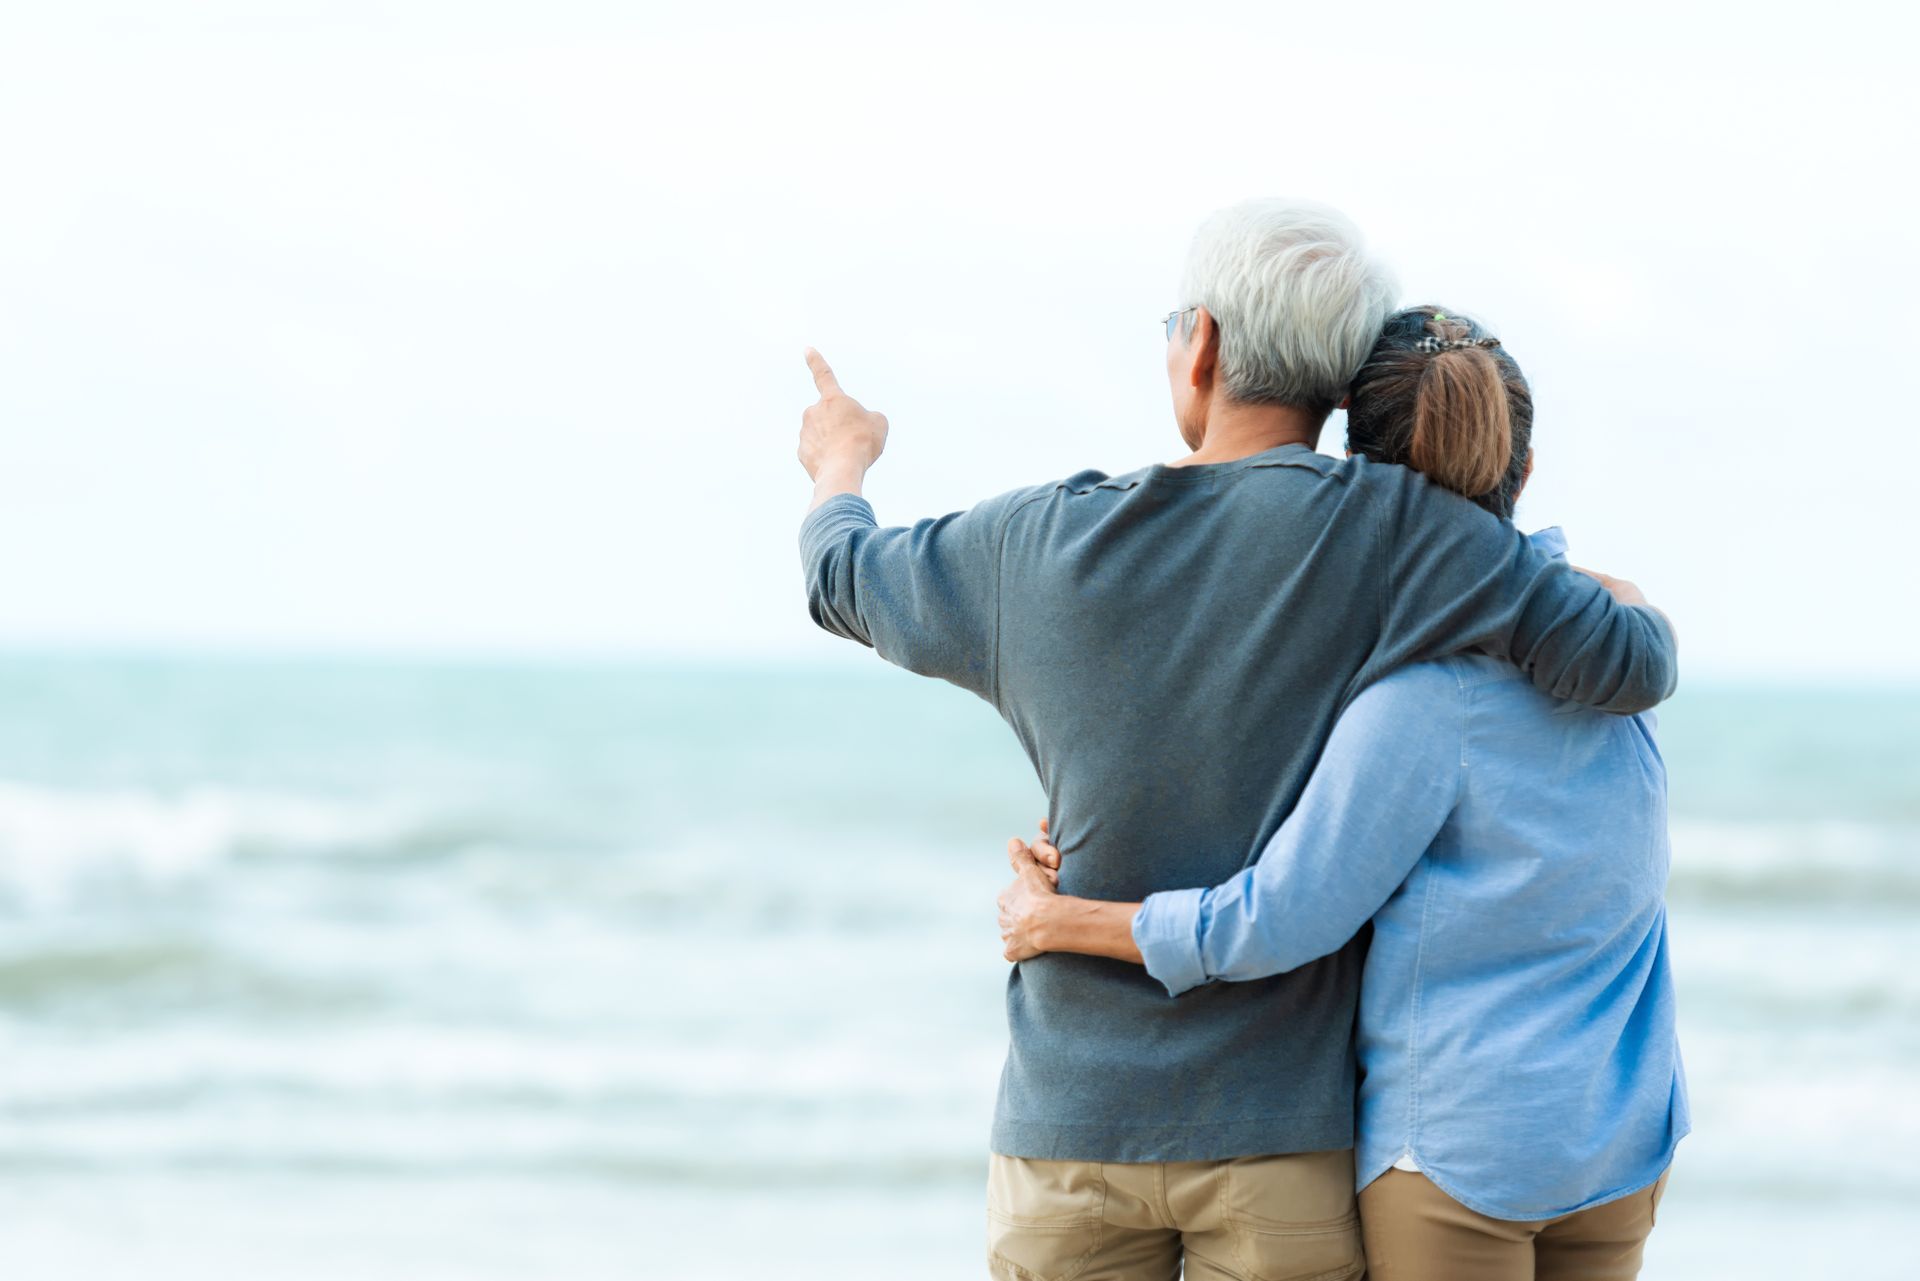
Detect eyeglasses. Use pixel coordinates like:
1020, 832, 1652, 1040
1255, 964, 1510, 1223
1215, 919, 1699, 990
1162, 306, 1198, 341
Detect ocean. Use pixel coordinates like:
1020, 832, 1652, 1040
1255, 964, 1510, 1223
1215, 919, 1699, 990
0, 655, 1914, 1279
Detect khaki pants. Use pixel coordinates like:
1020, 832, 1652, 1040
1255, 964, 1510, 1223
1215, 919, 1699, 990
1358, 1168, 1670, 1281
985, 1149, 1364, 1281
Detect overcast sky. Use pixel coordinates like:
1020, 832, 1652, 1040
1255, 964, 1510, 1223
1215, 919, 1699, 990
1, 2, 1913, 680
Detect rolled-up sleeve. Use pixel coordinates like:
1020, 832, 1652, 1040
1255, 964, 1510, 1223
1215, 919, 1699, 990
1133, 887, 1210, 997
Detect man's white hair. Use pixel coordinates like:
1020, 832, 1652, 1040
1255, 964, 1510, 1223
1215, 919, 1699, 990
1180, 199, 1399, 413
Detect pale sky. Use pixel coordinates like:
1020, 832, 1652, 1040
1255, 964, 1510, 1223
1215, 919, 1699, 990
1, 2, 1914, 679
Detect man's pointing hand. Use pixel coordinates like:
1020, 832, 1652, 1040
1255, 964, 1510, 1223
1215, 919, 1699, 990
798, 348, 889, 506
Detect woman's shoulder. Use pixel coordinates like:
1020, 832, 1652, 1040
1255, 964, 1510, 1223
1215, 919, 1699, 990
1346, 660, 1469, 728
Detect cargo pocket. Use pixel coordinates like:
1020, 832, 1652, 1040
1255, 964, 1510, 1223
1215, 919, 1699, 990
1223, 1151, 1364, 1281
985, 1155, 1105, 1281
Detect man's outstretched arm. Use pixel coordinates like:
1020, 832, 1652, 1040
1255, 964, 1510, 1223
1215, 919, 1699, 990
795, 348, 1033, 700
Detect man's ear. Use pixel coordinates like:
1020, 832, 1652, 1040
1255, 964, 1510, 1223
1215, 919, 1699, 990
1189, 308, 1220, 389
1336, 395, 1350, 410
1516, 447, 1535, 499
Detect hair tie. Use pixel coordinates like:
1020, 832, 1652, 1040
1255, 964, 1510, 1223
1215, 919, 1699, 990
1415, 335, 1502, 354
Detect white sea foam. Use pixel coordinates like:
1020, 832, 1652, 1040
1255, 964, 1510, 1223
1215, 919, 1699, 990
0, 780, 406, 907
1668, 817, 1920, 902
1, 1026, 999, 1107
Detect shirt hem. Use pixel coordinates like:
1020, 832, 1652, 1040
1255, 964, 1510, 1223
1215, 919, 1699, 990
1358, 1127, 1689, 1221
991, 1112, 1353, 1163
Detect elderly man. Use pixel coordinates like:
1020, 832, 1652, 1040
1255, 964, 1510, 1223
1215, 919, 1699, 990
795, 200, 1676, 1281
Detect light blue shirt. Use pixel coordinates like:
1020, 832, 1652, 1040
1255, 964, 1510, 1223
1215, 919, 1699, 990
1132, 528, 1690, 1220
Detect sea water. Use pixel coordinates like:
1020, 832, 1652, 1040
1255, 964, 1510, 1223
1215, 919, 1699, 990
0, 656, 1914, 1279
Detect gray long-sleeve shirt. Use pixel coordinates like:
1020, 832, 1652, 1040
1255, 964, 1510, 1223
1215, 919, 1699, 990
799, 443, 1678, 1162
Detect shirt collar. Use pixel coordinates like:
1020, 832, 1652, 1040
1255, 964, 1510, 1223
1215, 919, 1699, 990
1528, 526, 1569, 561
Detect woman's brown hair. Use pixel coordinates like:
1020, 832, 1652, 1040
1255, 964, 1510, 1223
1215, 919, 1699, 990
1345, 306, 1533, 516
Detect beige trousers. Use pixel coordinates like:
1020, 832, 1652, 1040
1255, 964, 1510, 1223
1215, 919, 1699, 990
985, 1149, 1364, 1281
1358, 1168, 1669, 1281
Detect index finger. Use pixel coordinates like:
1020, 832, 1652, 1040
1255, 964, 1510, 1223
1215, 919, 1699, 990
803, 347, 842, 397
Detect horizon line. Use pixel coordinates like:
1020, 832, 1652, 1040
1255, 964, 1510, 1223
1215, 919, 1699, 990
0, 642, 1915, 691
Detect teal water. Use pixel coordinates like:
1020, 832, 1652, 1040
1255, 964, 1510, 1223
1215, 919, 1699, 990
0, 656, 1914, 1278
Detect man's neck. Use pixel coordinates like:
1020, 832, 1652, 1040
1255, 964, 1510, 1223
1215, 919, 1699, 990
1171, 399, 1324, 467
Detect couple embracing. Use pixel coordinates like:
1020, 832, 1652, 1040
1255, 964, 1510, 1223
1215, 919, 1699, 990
794, 199, 1688, 1281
